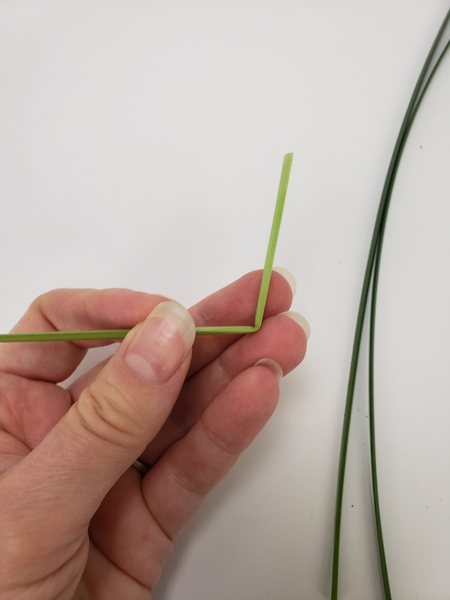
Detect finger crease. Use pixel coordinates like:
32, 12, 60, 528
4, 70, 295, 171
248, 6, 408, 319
165, 453, 208, 498
89, 537, 153, 592
200, 418, 240, 458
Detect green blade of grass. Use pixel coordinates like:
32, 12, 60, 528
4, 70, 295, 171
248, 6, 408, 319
0, 330, 131, 343
0, 154, 292, 343
0, 326, 261, 342
331, 10, 450, 600
254, 152, 293, 329
367, 32, 450, 600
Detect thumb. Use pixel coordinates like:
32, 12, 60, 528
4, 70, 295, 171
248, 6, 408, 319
74, 299, 196, 478
6, 300, 195, 534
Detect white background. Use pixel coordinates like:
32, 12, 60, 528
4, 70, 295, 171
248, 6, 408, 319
1, 2, 450, 599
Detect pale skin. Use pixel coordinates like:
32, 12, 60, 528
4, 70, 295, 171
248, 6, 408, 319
0, 270, 308, 599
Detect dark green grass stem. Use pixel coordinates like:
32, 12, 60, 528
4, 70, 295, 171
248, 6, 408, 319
331, 10, 450, 600
367, 33, 450, 600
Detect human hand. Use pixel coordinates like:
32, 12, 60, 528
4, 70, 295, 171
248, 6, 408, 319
0, 270, 308, 600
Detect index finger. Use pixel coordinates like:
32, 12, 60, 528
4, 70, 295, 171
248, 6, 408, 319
67, 269, 294, 402
0, 268, 293, 384
0, 289, 167, 382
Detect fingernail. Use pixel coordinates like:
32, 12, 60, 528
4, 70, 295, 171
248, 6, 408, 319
124, 301, 195, 383
254, 358, 283, 381
280, 311, 310, 340
273, 267, 297, 296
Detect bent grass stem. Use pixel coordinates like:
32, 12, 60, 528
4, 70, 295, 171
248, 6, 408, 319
0, 153, 293, 343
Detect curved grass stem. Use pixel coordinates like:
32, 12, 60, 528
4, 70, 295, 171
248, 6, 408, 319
331, 10, 450, 600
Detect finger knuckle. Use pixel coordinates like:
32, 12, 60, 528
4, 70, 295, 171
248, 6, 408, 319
76, 379, 144, 449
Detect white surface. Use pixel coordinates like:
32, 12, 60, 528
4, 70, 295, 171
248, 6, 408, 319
1, 2, 450, 598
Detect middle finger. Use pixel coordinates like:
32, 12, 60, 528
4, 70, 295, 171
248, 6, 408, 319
140, 311, 308, 466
